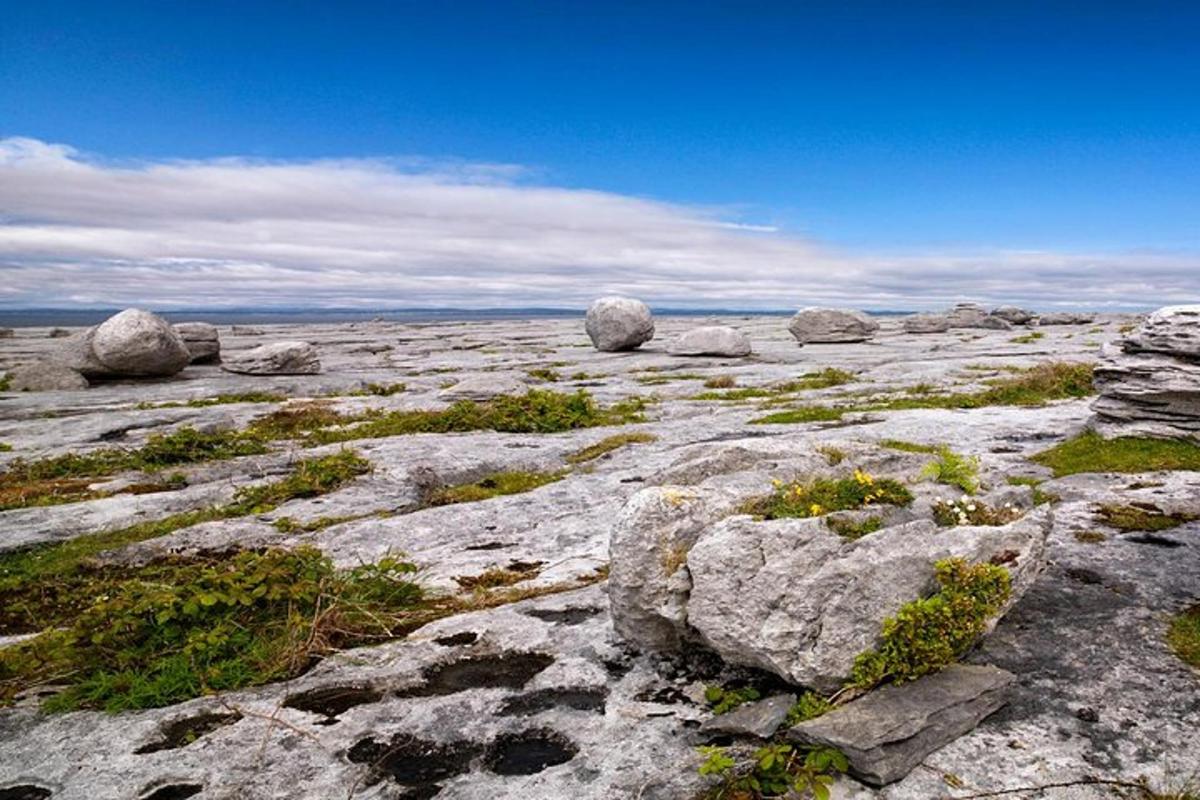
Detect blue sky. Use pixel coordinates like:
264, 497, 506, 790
1, 1, 1197, 308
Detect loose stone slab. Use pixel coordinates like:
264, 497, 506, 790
221, 341, 321, 375
4, 362, 89, 391
788, 307, 879, 344
700, 693, 796, 740
668, 325, 752, 357
788, 664, 1015, 786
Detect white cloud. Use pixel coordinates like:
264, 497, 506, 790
0, 136, 1194, 310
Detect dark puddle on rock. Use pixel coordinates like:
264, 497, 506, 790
348, 734, 481, 792
464, 541, 514, 551
522, 606, 603, 625
283, 684, 384, 723
484, 728, 578, 775
135, 711, 242, 754
434, 631, 479, 647
498, 687, 608, 716
140, 785, 204, 800
0, 788, 52, 800
398, 652, 554, 698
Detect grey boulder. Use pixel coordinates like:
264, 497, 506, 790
172, 322, 221, 363
1036, 311, 1095, 325
902, 313, 952, 334
788, 664, 1015, 785
668, 326, 751, 357
58, 309, 190, 378
4, 362, 90, 391
585, 297, 655, 352
945, 303, 990, 328
788, 307, 879, 344
221, 341, 320, 375
978, 315, 1014, 330
990, 305, 1035, 325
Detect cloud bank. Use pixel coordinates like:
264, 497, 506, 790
0, 136, 1194, 310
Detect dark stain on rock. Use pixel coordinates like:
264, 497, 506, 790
139, 785, 204, 800
522, 606, 602, 625
634, 685, 689, 705
398, 652, 555, 697
283, 685, 384, 721
347, 734, 481, 789
0, 787, 52, 800
464, 541, 513, 551
135, 711, 242, 754
483, 728, 578, 775
434, 631, 479, 647
1064, 566, 1104, 585
1125, 533, 1183, 548
498, 687, 608, 716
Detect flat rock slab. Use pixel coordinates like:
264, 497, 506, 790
788, 664, 1015, 786
700, 693, 796, 740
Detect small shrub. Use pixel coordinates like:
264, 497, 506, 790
785, 691, 832, 726
850, 558, 1011, 690
526, 368, 561, 383
1095, 504, 1198, 532
816, 446, 846, 465
920, 447, 981, 494
1032, 431, 1200, 477
424, 470, 565, 506
745, 471, 913, 520
880, 439, 941, 454
1167, 604, 1200, 670
566, 432, 657, 464
704, 684, 761, 714
697, 743, 847, 800
454, 562, 542, 591
825, 515, 883, 540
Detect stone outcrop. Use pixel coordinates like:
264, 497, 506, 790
221, 341, 320, 375
441, 374, 527, 401
173, 322, 221, 363
585, 297, 655, 352
991, 305, 1034, 325
788, 308, 878, 344
1036, 311, 1095, 325
1092, 305, 1200, 440
667, 326, 751, 357
788, 664, 1015, 785
4, 362, 89, 391
58, 309, 191, 378
945, 303, 989, 328
902, 313, 951, 334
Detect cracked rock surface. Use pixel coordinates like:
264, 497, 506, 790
0, 312, 1197, 799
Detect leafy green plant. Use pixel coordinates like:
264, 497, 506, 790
919, 448, 981, 494
1032, 431, 1200, 477
850, 558, 1011, 690
744, 471, 913, 520
785, 691, 832, 726
697, 743, 847, 800
705, 684, 762, 714
0, 546, 422, 711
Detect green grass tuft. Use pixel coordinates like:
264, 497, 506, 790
566, 432, 657, 464
1095, 503, 1198, 532
1167, 604, 1200, 671
919, 447, 981, 494
1031, 431, 1200, 477
425, 470, 565, 506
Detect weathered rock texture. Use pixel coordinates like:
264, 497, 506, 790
221, 341, 321, 375
788, 307, 879, 344
4, 362, 89, 391
945, 303, 990, 328
584, 297, 655, 351
1093, 305, 1200, 440
902, 313, 951, 334
59, 309, 191, 378
441, 374, 528, 401
990, 305, 1034, 325
668, 325, 751, 357
1037, 311, 1095, 325
788, 664, 1015, 785
173, 322, 221, 363
701, 693, 796, 739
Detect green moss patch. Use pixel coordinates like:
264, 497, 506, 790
425, 470, 565, 506
744, 471, 913, 520
1095, 503, 1198, 532
880, 439, 941, 454
753, 362, 1093, 425
825, 515, 884, 540
0, 450, 371, 634
704, 684, 761, 715
566, 431, 657, 464
850, 558, 1011, 690
1032, 431, 1200, 477
1010, 332, 1045, 344
0, 546, 422, 712
692, 368, 854, 401
1167, 604, 1200, 671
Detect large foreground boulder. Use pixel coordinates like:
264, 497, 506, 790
221, 341, 320, 375
58, 309, 190, 378
585, 297, 655, 352
788, 308, 878, 344
788, 664, 1015, 785
667, 326, 751, 357
173, 322, 221, 363
1092, 305, 1200, 440
4, 363, 89, 391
